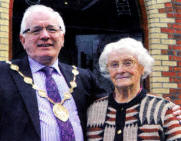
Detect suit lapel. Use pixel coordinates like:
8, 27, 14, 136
9, 57, 41, 137
58, 63, 72, 88
58, 63, 78, 101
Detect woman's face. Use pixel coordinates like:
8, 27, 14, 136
107, 51, 144, 89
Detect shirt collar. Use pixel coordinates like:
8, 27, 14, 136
28, 57, 61, 75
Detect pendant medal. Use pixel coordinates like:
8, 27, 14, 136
53, 103, 69, 122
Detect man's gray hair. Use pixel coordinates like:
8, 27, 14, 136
20, 4, 65, 35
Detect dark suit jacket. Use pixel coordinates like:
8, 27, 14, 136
0, 56, 106, 141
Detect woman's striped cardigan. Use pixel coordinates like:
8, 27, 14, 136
87, 89, 181, 141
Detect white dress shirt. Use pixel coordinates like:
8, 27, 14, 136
28, 57, 84, 141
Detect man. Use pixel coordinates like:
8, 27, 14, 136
0, 5, 105, 141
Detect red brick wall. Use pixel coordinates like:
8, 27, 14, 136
139, 0, 181, 105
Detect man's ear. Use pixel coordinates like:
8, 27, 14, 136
19, 34, 25, 49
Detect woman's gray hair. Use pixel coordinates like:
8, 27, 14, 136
20, 4, 65, 35
99, 37, 154, 79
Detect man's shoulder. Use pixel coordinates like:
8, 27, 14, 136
0, 60, 12, 70
0, 57, 27, 72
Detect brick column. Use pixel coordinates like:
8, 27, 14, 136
144, 0, 181, 104
0, 0, 9, 60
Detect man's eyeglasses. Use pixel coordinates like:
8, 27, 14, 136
107, 59, 136, 70
23, 25, 62, 35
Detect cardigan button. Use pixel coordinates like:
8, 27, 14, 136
117, 129, 122, 134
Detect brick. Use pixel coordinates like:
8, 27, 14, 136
148, 13, 167, 18
173, 14, 181, 18
176, 19, 181, 23
159, 7, 173, 13
162, 61, 177, 66
174, 0, 181, 2
0, 57, 8, 61
0, 19, 9, 25
152, 66, 169, 71
161, 50, 168, 55
0, 38, 8, 44
148, 4, 165, 9
177, 51, 181, 56
0, 51, 8, 57
152, 72, 161, 76
175, 29, 181, 34
175, 89, 181, 99
149, 9, 159, 14
167, 13, 175, 18
170, 77, 181, 83
176, 40, 181, 44
160, 18, 175, 23
169, 45, 181, 50
175, 94, 181, 100
149, 28, 161, 33
0, 13, 9, 19
170, 66, 181, 72
176, 9, 181, 13
177, 72, 181, 77
0, 7, 9, 14
148, 22, 168, 28
149, 18, 159, 23
169, 56, 181, 61
149, 33, 168, 38
151, 88, 169, 94
0, 32, 8, 38
150, 49, 161, 55
165, 3, 172, 7
178, 62, 181, 66
152, 55, 168, 60
1, 2, 9, 8
149, 39, 161, 43
151, 83, 162, 88
168, 34, 174, 39
172, 24, 181, 29
162, 72, 176, 77
150, 3, 165, 9
0, 25, 8, 32
0, 0, 10, 2
163, 83, 178, 88
174, 4, 181, 9
162, 50, 176, 55
168, 23, 173, 28
151, 77, 169, 82
173, 34, 181, 40
154, 60, 161, 65
161, 28, 175, 33
161, 39, 176, 45
178, 84, 181, 88
172, 100, 181, 105
146, 0, 157, 6
0, 44, 8, 49
159, 9, 165, 13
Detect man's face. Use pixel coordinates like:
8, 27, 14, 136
20, 11, 64, 66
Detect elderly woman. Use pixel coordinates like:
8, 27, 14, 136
87, 37, 181, 141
